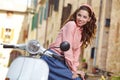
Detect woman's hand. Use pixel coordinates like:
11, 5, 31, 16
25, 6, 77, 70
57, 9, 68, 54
72, 71, 86, 80
77, 71, 86, 80
72, 72, 79, 79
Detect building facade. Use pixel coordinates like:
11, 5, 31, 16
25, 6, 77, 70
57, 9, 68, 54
0, 1, 119, 79
30, 0, 120, 73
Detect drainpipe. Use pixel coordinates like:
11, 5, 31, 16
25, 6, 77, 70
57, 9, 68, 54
27, 0, 35, 41
36, 9, 40, 40
44, 0, 49, 48
93, 0, 103, 67
44, 15, 48, 48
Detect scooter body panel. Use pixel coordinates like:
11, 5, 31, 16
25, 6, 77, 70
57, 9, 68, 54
6, 56, 49, 80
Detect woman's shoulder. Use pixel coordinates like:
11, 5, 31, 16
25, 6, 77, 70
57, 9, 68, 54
65, 21, 76, 26
63, 21, 76, 29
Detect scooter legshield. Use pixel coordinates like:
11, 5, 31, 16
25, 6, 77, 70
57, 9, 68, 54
6, 56, 49, 80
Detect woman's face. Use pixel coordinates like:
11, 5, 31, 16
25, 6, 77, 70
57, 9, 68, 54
76, 9, 91, 27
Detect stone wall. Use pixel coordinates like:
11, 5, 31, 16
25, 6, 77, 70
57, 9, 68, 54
34, 0, 120, 73
106, 0, 120, 73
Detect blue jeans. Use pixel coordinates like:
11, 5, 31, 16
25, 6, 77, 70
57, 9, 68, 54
41, 50, 82, 80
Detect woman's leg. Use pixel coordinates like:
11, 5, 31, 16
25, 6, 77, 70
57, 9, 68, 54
41, 50, 82, 80
41, 55, 73, 80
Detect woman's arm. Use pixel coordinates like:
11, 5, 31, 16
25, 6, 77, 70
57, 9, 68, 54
62, 21, 77, 73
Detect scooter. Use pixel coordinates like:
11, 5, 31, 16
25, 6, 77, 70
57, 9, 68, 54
2, 40, 70, 80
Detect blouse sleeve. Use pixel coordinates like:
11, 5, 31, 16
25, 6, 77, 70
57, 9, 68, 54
62, 21, 77, 73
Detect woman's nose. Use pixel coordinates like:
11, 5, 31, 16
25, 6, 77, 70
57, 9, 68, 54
79, 16, 83, 20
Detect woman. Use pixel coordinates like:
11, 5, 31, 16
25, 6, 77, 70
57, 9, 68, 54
41, 4, 97, 80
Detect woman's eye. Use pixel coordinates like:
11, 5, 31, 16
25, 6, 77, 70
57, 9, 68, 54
83, 16, 87, 19
77, 13, 88, 19
78, 14, 81, 16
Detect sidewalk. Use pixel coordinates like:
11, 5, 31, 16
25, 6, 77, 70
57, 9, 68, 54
86, 72, 120, 80
85, 73, 102, 80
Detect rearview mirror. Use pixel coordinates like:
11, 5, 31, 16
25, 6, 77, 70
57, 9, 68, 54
60, 41, 70, 51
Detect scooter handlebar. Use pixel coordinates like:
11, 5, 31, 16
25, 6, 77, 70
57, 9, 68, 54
43, 50, 64, 61
52, 54, 64, 61
2, 44, 26, 50
1, 40, 69, 61
3, 45, 15, 48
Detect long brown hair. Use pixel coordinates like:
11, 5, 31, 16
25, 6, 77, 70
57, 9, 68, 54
62, 5, 97, 47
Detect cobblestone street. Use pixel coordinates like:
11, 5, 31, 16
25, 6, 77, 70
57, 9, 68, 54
85, 73, 120, 80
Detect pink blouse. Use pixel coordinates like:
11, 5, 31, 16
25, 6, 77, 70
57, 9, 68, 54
49, 21, 83, 73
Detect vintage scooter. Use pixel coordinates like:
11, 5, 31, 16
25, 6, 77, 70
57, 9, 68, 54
2, 40, 70, 80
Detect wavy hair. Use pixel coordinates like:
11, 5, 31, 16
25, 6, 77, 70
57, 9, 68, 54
62, 5, 97, 47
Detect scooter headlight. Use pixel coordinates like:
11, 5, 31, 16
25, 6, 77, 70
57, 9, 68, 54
26, 40, 40, 54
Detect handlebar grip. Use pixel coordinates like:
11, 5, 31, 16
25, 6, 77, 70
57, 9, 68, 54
3, 45, 15, 48
52, 54, 64, 61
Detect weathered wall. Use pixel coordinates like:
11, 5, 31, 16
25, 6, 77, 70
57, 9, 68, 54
106, 0, 120, 73
33, 0, 120, 73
